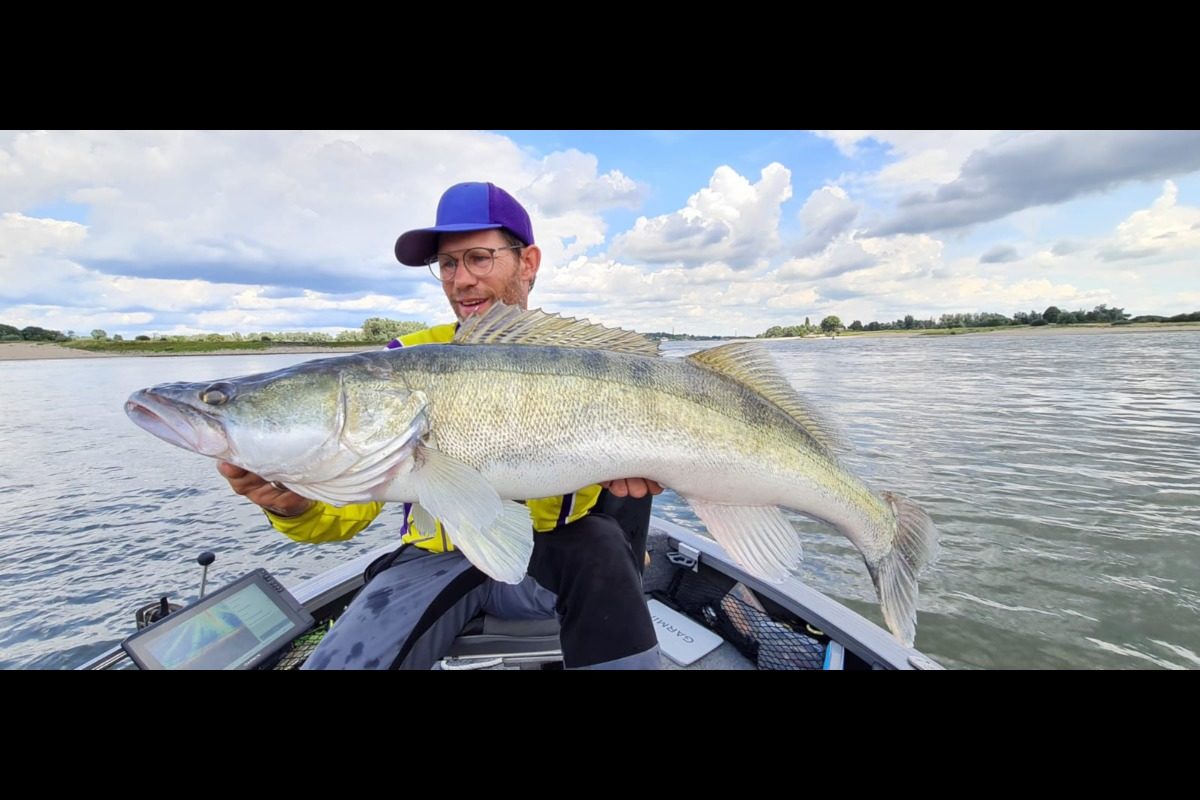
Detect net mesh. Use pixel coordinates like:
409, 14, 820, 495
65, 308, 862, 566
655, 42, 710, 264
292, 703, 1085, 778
271, 620, 333, 670
660, 566, 828, 670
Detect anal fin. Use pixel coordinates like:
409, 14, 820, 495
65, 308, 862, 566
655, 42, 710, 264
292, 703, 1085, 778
685, 500, 803, 584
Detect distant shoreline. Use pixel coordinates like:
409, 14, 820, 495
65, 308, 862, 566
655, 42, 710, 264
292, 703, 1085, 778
771, 321, 1200, 341
0, 342, 377, 362
3, 322, 1199, 361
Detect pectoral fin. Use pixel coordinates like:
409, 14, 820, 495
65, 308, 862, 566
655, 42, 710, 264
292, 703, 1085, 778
410, 444, 533, 584
445, 500, 535, 585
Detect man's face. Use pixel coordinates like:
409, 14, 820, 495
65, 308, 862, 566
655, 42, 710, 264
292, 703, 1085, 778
436, 230, 541, 320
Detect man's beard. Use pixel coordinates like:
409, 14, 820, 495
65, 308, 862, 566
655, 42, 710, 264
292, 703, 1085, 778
450, 272, 528, 320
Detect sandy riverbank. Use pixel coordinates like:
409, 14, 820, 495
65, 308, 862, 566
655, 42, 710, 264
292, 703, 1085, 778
0, 342, 377, 362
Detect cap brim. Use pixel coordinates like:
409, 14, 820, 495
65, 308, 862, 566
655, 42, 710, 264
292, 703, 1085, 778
394, 223, 505, 266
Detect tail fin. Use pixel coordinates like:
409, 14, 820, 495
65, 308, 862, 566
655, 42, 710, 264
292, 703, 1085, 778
868, 492, 939, 647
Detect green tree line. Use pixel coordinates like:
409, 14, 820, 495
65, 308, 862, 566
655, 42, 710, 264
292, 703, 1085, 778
759, 305, 1200, 337
761, 315, 844, 337
0, 324, 71, 342
0, 317, 427, 344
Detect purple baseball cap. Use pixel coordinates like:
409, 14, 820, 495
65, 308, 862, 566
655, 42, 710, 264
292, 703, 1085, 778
394, 182, 535, 266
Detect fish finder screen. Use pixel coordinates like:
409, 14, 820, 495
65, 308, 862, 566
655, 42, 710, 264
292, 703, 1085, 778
122, 570, 312, 670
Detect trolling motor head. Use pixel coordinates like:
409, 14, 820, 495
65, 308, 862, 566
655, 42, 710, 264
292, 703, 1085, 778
133, 551, 216, 629
135, 596, 181, 630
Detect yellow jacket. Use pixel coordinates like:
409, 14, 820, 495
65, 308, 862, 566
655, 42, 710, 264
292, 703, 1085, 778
266, 323, 602, 551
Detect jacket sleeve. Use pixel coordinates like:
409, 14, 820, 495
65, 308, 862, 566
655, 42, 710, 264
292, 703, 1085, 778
264, 501, 385, 543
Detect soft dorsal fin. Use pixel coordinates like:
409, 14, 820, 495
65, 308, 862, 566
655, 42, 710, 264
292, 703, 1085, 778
453, 302, 660, 356
687, 341, 843, 457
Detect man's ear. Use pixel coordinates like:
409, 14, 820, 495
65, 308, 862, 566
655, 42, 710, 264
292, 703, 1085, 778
521, 244, 542, 286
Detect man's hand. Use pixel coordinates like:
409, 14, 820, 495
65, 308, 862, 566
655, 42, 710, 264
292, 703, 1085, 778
217, 462, 314, 518
600, 478, 664, 499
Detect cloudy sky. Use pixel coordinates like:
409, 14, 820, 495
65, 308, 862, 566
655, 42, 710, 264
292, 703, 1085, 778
2, 130, 1198, 337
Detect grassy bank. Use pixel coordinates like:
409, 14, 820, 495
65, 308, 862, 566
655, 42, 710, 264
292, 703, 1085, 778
64, 339, 374, 354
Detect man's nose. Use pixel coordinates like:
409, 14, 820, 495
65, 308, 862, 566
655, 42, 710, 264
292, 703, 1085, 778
450, 263, 479, 289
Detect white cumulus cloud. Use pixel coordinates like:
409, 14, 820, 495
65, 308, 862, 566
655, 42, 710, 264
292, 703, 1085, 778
610, 163, 792, 269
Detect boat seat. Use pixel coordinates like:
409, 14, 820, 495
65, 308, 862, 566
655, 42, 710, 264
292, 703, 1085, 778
443, 613, 563, 661
459, 613, 561, 637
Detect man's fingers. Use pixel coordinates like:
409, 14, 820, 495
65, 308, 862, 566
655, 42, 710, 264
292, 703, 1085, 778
600, 479, 625, 497
216, 462, 313, 517
245, 480, 312, 517
218, 462, 269, 496
217, 461, 247, 479
623, 478, 664, 498
600, 478, 665, 499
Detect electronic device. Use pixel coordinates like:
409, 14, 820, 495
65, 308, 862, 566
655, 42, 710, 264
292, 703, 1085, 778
121, 568, 314, 670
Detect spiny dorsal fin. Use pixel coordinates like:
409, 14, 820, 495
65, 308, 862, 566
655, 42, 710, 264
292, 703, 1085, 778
453, 302, 660, 356
687, 341, 844, 457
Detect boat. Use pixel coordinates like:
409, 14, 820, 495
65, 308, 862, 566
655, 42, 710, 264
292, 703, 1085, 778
79, 515, 942, 671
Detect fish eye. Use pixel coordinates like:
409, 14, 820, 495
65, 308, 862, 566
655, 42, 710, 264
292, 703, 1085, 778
200, 382, 235, 406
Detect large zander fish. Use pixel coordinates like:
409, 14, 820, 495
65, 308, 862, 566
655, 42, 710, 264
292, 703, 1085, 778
126, 304, 938, 645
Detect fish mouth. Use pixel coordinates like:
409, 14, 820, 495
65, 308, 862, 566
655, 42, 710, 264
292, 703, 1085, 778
125, 390, 230, 457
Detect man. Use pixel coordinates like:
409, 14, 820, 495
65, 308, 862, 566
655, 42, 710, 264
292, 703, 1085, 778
219, 181, 664, 669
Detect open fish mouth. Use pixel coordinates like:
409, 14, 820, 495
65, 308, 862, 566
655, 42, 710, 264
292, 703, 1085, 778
125, 390, 228, 457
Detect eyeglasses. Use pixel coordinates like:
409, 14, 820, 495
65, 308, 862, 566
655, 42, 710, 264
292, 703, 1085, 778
424, 245, 523, 282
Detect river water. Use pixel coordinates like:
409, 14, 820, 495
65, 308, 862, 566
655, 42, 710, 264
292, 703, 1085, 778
2, 329, 1196, 669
